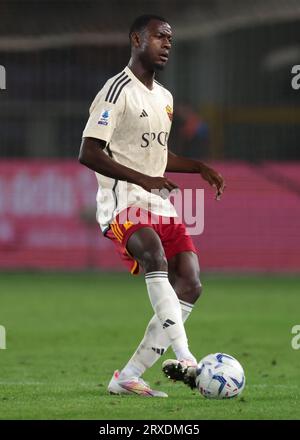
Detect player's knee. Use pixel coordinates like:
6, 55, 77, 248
197, 282, 203, 299
179, 279, 202, 304
189, 280, 203, 303
141, 249, 168, 273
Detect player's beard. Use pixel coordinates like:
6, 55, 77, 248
140, 51, 167, 72
153, 62, 166, 71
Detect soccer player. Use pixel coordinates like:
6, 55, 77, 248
79, 14, 225, 397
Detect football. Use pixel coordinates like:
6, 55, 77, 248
195, 353, 245, 399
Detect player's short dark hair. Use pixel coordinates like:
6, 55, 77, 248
129, 14, 167, 40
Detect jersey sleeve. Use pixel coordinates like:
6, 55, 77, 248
82, 83, 125, 144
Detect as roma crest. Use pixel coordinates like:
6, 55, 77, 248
165, 105, 173, 121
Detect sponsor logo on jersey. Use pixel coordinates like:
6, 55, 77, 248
98, 109, 111, 126
165, 105, 173, 121
141, 131, 169, 148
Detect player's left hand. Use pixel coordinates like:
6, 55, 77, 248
199, 164, 226, 200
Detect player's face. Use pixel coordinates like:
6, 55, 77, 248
140, 20, 172, 71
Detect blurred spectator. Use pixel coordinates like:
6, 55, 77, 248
171, 103, 209, 159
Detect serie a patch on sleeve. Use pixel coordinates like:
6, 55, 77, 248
98, 109, 112, 126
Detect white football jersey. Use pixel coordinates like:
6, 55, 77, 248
82, 66, 178, 233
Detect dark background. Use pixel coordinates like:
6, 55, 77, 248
1, 0, 299, 160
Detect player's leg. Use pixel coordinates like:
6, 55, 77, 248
168, 251, 202, 305
162, 251, 202, 387
108, 227, 196, 396
166, 251, 202, 361
161, 251, 202, 360
125, 227, 196, 363
118, 251, 201, 382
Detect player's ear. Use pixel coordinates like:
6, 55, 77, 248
130, 31, 140, 48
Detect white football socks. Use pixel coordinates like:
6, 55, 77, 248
119, 300, 194, 379
119, 271, 196, 380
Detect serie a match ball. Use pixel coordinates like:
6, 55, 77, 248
195, 353, 245, 399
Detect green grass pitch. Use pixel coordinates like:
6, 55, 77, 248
0, 272, 299, 420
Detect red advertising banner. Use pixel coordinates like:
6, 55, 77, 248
0, 160, 299, 272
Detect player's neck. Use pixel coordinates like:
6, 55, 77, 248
127, 59, 155, 91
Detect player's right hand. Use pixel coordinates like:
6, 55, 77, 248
139, 176, 179, 199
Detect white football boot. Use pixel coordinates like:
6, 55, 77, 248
108, 370, 168, 397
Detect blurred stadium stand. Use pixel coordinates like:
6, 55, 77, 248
0, 0, 299, 271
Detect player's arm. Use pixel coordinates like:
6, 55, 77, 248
166, 150, 226, 200
79, 137, 179, 194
